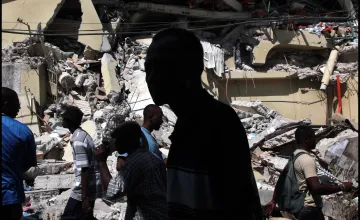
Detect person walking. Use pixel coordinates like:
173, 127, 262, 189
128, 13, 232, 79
60, 106, 103, 220
96, 121, 167, 220
264, 126, 353, 220
117, 104, 167, 170
145, 28, 263, 220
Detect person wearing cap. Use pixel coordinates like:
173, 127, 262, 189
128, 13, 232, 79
116, 104, 167, 171
60, 106, 103, 220
96, 121, 167, 220
145, 28, 263, 220
2, 87, 37, 220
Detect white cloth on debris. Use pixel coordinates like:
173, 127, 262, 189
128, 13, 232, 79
201, 41, 224, 77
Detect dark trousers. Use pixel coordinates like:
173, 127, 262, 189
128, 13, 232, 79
60, 197, 96, 220
1, 203, 22, 220
296, 206, 325, 220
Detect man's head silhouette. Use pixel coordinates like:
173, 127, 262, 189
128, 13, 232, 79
145, 28, 204, 107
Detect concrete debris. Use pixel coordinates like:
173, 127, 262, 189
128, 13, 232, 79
231, 101, 311, 149
262, 128, 297, 149
24, 161, 73, 181
257, 182, 275, 206
316, 129, 358, 159
42, 205, 66, 220
34, 174, 75, 190
161, 105, 177, 126
75, 74, 88, 87
249, 117, 311, 150
101, 53, 122, 95
232, 100, 281, 119
341, 43, 358, 53
83, 78, 97, 92
36, 136, 62, 158
93, 200, 127, 220
25, 189, 60, 207
317, 130, 358, 180
58, 72, 76, 91
50, 189, 73, 206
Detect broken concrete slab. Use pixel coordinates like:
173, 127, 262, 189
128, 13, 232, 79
93, 201, 128, 220
36, 136, 62, 156
75, 74, 88, 87
251, 28, 330, 66
262, 128, 297, 149
322, 197, 358, 220
25, 189, 59, 207
78, 0, 110, 52
160, 105, 177, 126
257, 182, 275, 206
37, 161, 73, 176
43, 205, 66, 220
317, 129, 358, 159
34, 174, 75, 190
24, 159, 73, 181
101, 53, 121, 95
52, 189, 72, 206
319, 129, 359, 180
260, 154, 289, 171
127, 70, 154, 115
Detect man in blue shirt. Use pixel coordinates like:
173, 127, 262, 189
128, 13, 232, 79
117, 104, 167, 170
2, 87, 37, 220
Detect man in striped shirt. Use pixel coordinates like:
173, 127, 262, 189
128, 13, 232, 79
60, 106, 103, 220
145, 28, 263, 220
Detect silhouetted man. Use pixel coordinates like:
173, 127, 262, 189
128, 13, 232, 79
2, 87, 37, 220
145, 28, 263, 220
117, 104, 167, 170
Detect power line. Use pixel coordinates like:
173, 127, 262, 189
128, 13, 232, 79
1, 15, 246, 26
1, 9, 351, 26
2, 15, 355, 36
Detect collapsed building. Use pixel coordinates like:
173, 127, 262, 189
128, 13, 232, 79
1, 0, 358, 219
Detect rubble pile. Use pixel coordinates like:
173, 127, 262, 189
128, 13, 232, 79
2, 33, 356, 219
229, 100, 358, 219
2, 40, 45, 69
4, 34, 176, 219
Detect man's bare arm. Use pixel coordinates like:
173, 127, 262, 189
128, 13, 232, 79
81, 167, 90, 199
99, 162, 112, 191
306, 177, 351, 195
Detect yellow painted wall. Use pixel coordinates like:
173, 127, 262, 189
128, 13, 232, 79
202, 71, 358, 125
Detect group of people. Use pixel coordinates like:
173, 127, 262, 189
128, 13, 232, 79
1, 28, 353, 220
